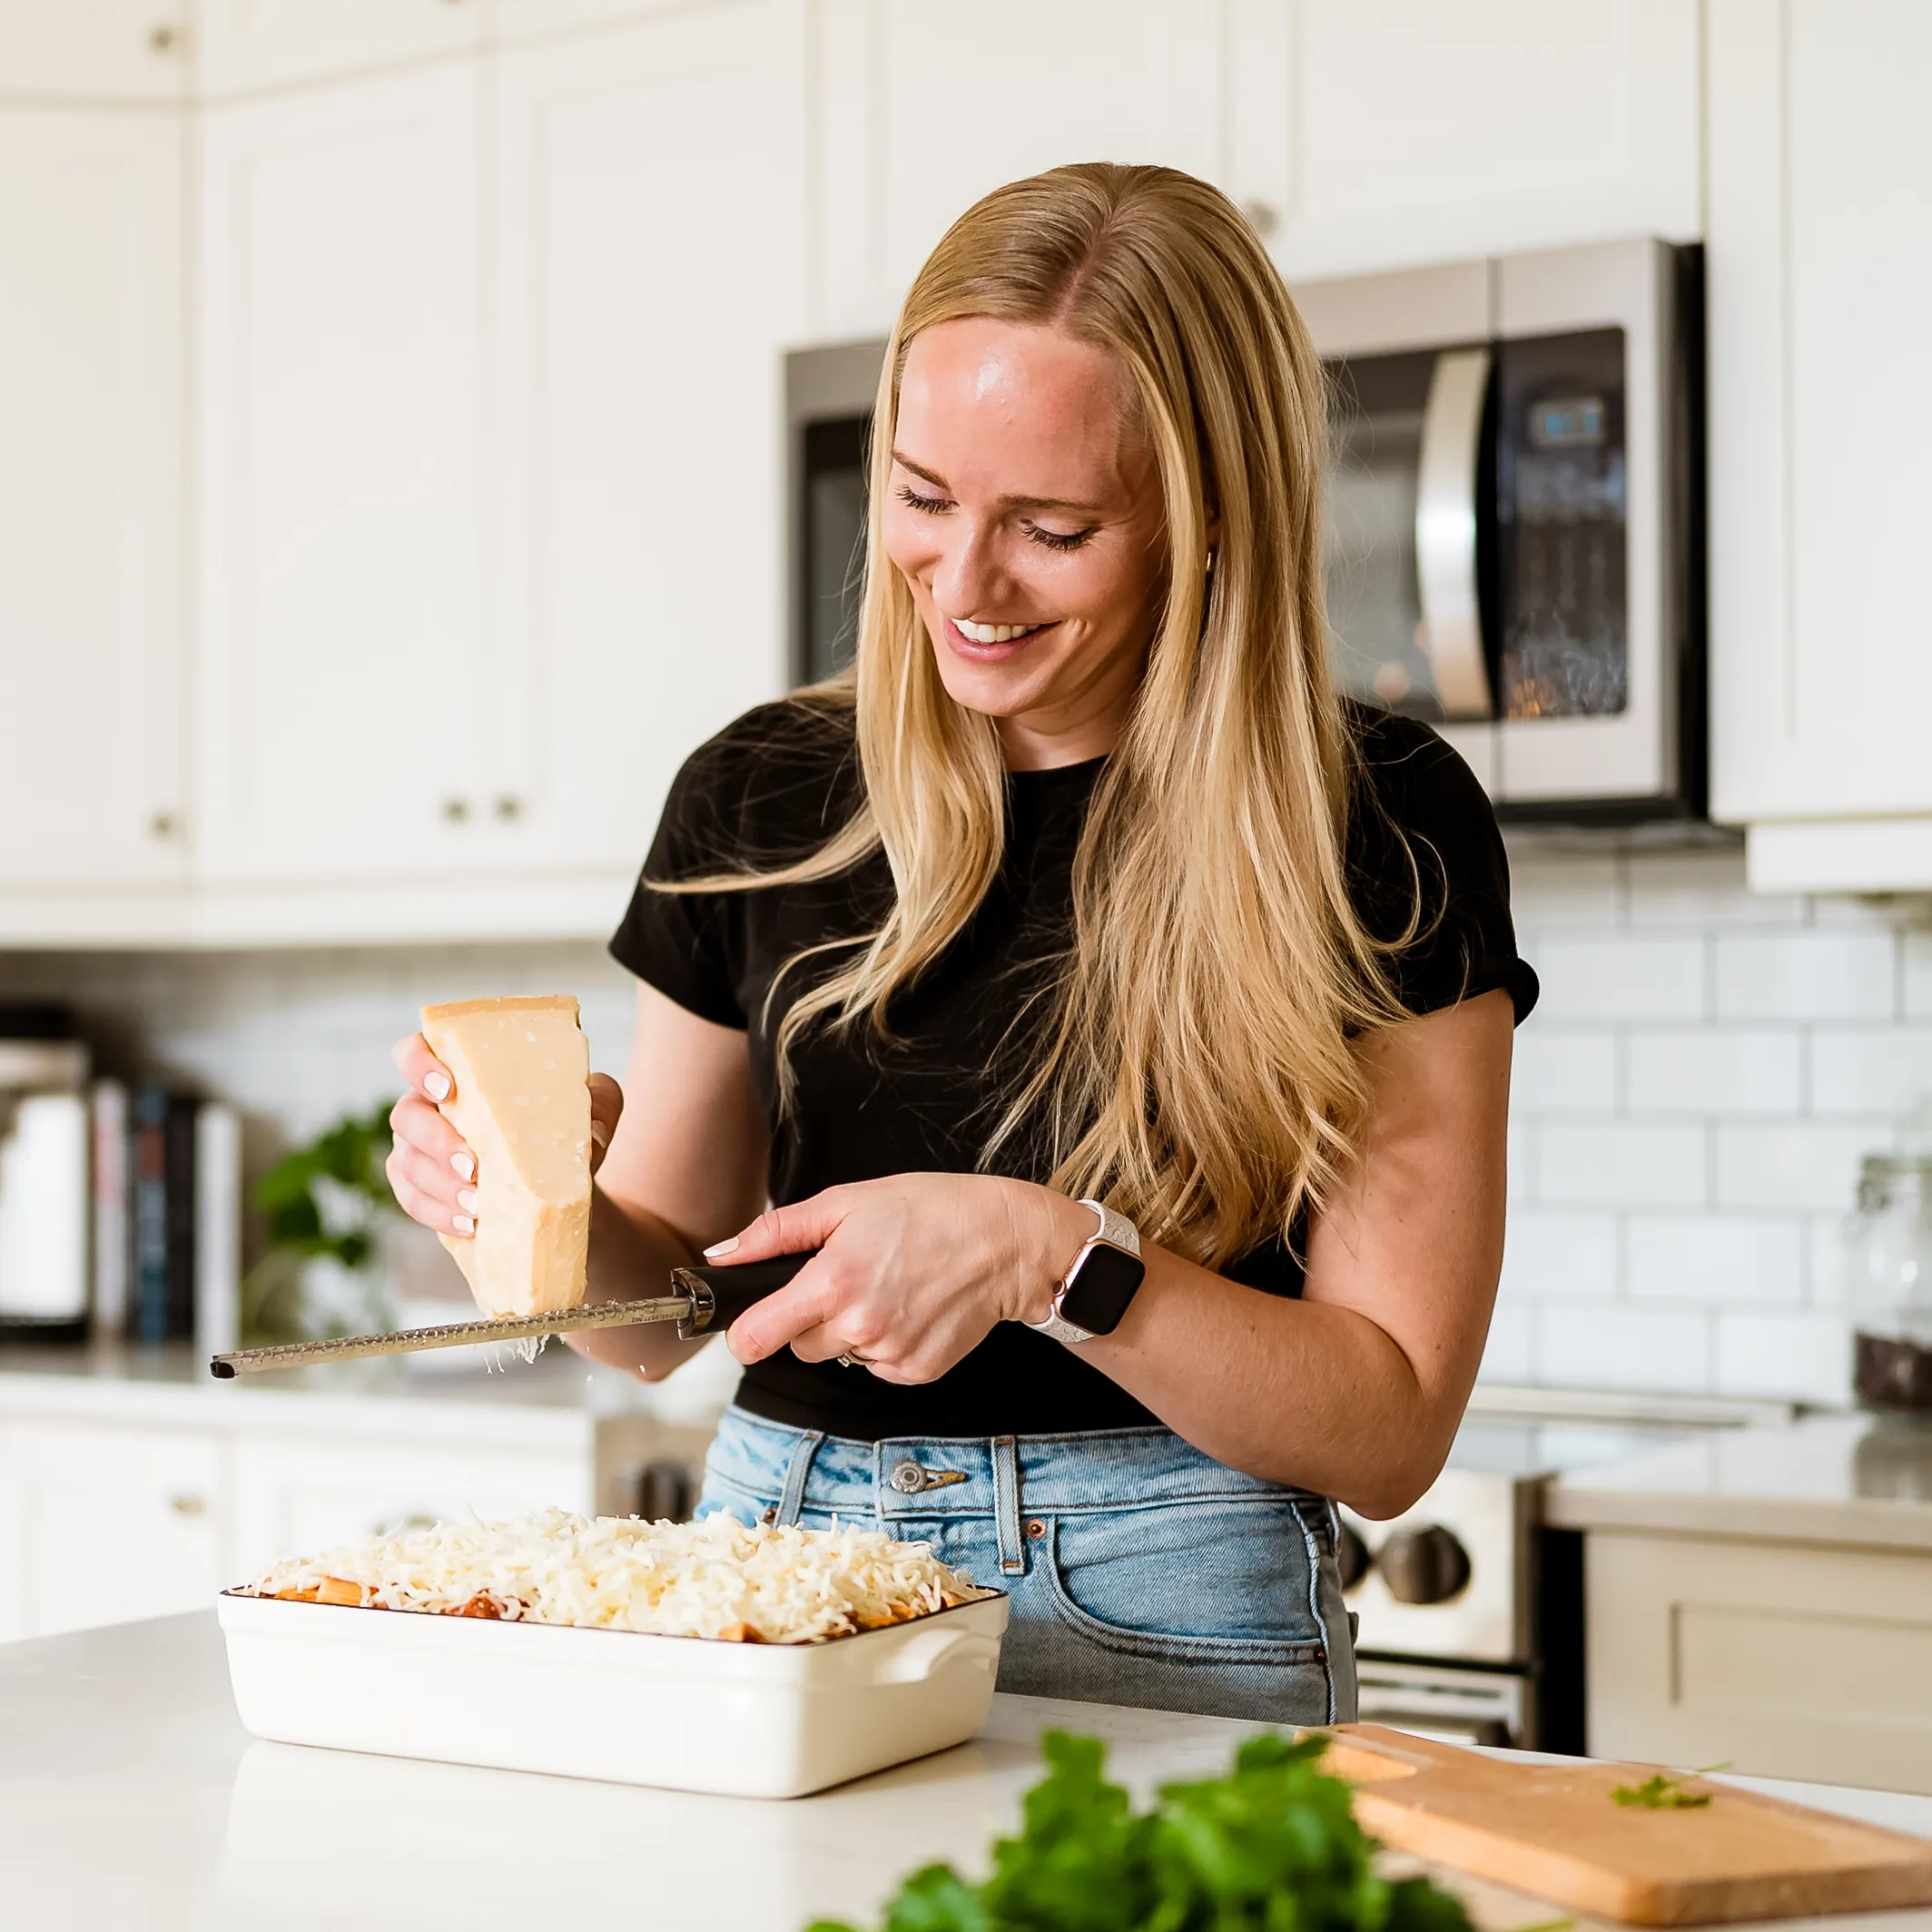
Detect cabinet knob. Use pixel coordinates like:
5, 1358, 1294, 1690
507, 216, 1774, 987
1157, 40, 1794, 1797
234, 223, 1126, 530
168, 1493, 205, 1517
494, 795, 522, 823
149, 810, 178, 840
149, 23, 177, 54
442, 798, 469, 823
1241, 198, 1281, 239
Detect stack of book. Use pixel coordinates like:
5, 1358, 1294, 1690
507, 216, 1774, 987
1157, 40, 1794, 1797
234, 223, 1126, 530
88, 1081, 241, 1354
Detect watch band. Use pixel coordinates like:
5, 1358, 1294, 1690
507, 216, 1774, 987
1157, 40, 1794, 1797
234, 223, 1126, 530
1024, 1198, 1141, 1346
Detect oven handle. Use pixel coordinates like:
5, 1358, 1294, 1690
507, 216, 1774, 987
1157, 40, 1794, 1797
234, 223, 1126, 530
1414, 348, 1493, 721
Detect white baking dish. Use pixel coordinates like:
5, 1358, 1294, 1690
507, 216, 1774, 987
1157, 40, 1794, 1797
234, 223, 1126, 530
216, 1587, 1009, 1799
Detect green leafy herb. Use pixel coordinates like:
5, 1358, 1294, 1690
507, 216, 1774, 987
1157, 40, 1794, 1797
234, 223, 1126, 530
1610, 1766, 1725, 1810
805, 1728, 1478, 1932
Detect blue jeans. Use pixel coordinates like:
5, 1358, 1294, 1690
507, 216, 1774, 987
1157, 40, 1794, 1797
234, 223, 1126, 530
697, 1406, 1356, 1725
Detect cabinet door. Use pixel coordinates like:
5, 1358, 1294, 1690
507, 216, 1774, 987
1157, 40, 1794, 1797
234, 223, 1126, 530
0, 109, 185, 885
195, 67, 488, 882
0, 1418, 225, 1641
0, 0, 187, 99
192, 0, 480, 98
487, 5, 785, 872
1709, 0, 1932, 824
1229, 0, 1701, 282
228, 1434, 589, 1579
807, 0, 1222, 339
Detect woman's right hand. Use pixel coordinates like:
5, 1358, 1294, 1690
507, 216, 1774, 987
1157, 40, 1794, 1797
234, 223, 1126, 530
386, 1032, 627, 1240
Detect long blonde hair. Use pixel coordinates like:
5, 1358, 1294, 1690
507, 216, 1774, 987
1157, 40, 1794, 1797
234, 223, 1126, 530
686, 163, 1412, 1268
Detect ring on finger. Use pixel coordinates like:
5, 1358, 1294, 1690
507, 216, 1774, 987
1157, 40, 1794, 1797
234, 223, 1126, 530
835, 1348, 873, 1370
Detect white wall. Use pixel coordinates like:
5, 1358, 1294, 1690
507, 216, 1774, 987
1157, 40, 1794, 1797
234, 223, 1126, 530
3, 846, 1928, 1404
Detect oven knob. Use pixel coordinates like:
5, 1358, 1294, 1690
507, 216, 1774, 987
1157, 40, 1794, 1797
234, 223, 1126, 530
1375, 1525, 1471, 1605
1336, 1523, 1372, 1591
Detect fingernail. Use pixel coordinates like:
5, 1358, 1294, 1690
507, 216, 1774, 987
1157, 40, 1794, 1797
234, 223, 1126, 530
452, 1214, 476, 1237
424, 1070, 451, 1101
451, 1151, 475, 1181
589, 1119, 610, 1150
457, 1188, 478, 1214
703, 1235, 739, 1258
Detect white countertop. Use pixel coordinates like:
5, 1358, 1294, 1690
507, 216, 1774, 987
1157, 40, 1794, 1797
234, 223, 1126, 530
5, 1612, 1929, 1932
1548, 1411, 1932, 1550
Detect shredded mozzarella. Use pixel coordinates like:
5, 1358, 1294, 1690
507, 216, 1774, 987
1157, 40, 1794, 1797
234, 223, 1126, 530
241, 1509, 986, 1644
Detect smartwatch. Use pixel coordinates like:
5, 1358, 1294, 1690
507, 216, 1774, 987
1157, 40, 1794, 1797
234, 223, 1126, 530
1023, 1199, 1145, 1346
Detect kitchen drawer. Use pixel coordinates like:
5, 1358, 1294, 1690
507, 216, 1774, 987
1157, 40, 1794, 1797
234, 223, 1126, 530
1585, 1528, 1932, 1795
0, 1417, 228, 1641
228, 1434, 591, 1580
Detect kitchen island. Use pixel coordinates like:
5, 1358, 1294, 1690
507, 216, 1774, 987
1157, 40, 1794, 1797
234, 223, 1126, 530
5, 1612, 1930, 1932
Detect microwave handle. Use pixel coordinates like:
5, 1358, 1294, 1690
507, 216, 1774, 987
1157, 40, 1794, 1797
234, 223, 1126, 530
1414, 348, 1493, 721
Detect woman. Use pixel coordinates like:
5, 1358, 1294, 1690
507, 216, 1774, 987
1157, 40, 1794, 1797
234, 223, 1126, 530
385, 163, 1535, 1724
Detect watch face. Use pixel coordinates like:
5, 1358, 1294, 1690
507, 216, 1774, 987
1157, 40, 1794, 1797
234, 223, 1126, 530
1060, 1242, 1146, 1336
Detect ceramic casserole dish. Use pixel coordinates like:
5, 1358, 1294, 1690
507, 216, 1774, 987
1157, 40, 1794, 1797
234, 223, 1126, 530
217, 1586, 1009, 1799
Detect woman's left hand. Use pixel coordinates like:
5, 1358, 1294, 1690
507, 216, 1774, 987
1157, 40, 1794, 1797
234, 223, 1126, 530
710, 1175, 1090, 1383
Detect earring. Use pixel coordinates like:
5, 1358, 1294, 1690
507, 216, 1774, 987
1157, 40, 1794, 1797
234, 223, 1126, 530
1204, 549, 1217, 577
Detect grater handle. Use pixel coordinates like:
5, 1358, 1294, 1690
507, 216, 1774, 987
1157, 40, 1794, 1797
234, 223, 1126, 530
670, 1251, 818, 1339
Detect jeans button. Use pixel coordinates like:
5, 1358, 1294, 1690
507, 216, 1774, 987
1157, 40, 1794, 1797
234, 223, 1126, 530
888, 1460, 927, 1495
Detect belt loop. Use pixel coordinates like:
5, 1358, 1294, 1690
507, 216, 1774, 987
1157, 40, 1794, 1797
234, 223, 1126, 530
774, 1429, 824, 1528
991, 1435, 1025, 1576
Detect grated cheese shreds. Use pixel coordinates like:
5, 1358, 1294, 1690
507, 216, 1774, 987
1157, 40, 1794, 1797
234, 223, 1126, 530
240, 1509, 987, 1644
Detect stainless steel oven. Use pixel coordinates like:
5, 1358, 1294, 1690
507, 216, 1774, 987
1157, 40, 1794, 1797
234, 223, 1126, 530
784, 235, 1703, 822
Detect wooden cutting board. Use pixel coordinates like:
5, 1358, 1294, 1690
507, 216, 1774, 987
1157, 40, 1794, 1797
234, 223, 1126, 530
1321, 1726, 1932, 1927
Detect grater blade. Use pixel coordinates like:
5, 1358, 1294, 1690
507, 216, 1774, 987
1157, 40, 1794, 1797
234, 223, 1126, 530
209, 1293, 696, 1378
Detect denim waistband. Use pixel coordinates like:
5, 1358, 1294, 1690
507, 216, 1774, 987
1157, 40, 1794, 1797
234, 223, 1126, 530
705, 1405, 1311, 1529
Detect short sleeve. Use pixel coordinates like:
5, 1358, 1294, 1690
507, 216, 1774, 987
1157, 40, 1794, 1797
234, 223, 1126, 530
608, 735, 750, 1029
1348, 710, 1540, 1024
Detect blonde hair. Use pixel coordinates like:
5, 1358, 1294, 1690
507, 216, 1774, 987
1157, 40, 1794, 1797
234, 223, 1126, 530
683, 163, 1412, 1269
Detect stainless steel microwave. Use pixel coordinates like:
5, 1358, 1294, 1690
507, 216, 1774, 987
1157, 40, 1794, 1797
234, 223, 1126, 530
784, 235, 1703, 823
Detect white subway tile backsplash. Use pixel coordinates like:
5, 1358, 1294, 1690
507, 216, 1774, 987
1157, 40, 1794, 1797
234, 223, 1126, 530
1713, 1121, 1884, 1212
1538, 1302, 1711, 1393
1539, 1121, 1708, 1208
1623, 849, 1803, 928
1625, 1215, 1804, 1304
1509, 1029, 1618, 1113
1805, 1214, 1856, 1306
1624, 1029, 1801, 1116
1498, 1210, 1619, 1297
1905, 930, 1932, 1019
1478, 1299, 1534, 1384
1809, 1026, 1932, 1118
1531, 937, 1707, 1021
1712, 931, 1897, 1020
1713, 1309, 1852, 1404
1503, 851, 1622, 928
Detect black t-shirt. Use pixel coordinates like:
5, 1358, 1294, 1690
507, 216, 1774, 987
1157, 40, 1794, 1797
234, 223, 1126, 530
609, 699, 1538, 1440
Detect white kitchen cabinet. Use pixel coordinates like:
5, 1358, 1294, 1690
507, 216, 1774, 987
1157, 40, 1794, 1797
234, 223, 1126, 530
0, 0, 187, 101
194, 65, 489, 886
0, 1416, 226, 1641
803, 0, 1222, 340
487, 3, 784, 871
0, 108, 186, 888
1583, 1525, 1932, 1797
228, 1434, 588, 1576
1230, 0, 1701, 284
192, 0, 481, 99
489, 0, 676, 44
1708, 0, 1932, 890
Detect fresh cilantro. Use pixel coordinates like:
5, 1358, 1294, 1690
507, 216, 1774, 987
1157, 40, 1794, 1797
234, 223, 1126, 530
805, 1728, 1478, 1932
1609, 1769, 1719, 1810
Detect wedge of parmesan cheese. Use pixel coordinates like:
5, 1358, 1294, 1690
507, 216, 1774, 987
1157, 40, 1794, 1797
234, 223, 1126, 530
419, 994, 591, 1319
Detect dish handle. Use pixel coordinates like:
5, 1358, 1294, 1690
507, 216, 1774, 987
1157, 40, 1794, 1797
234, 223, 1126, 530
874, 1624, 1003, 1685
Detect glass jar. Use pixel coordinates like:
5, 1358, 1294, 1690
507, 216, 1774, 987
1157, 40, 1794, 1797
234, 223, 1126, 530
1847, 1152, 1932, 1412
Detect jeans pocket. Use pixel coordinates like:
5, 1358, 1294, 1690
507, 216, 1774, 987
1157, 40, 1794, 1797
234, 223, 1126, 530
1040, 1501, 1329, 1665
